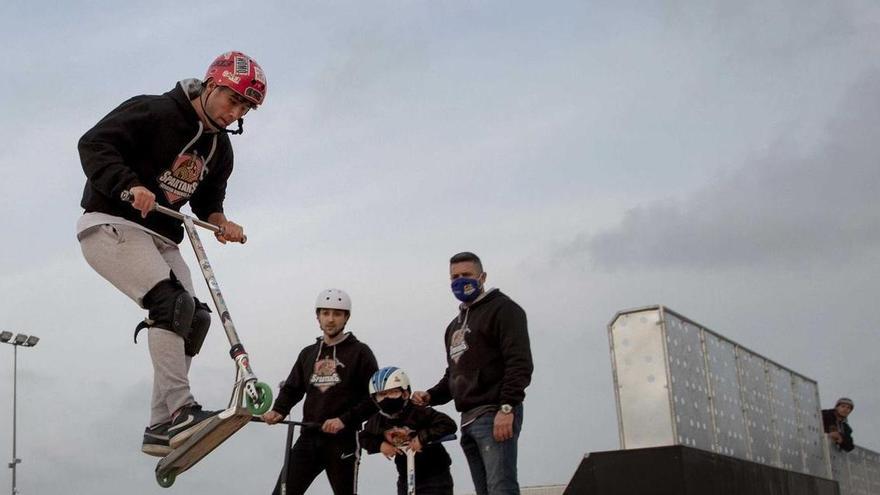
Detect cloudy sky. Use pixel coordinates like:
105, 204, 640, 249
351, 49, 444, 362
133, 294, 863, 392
2, 1, 879, 493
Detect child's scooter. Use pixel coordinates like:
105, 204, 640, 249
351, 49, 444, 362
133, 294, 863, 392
385, 427, 457, 495
121, 191, 274, 487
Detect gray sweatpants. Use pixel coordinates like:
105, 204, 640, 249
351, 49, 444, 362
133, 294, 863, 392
79, 223, 198, 426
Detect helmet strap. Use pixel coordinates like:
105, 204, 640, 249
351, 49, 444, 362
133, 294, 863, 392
223, 118, 244, 135
199, 86, 245, 135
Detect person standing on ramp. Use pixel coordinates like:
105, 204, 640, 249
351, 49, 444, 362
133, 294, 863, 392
413, 252, 533, 495
262, 289, 379, 495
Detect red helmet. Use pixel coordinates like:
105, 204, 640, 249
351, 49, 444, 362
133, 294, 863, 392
205, 51, 267, 107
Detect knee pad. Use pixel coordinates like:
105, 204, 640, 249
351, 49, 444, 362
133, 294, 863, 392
142, 279, 195, 339
185, 298, 212, 357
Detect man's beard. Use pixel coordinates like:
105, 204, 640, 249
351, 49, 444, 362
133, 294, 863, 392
323, 325, 344, 337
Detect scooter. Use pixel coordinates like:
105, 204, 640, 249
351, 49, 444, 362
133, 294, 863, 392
385, 427, 457, 495
250, 416, 321, 495
121, 191, 273, 487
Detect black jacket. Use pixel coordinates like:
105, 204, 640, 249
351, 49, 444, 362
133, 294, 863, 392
427, 289, 533, 413
822, 408, 854, 452
78, 80, 233, 243
359, 403, 456, 480
272, 333, 378, 429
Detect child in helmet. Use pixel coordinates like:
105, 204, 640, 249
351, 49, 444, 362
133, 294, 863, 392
359, 367, 457, 495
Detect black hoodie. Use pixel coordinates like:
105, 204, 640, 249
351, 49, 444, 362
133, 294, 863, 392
822, 408, 855, 452
272, 333, 378, 429
427, 289, 533, 418
78, 80, 233, 243
359, 403, 457, 482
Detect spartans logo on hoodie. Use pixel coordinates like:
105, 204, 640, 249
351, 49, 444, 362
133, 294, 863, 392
310, 357, 343, 393
158, 153, 206, 203
449, 326, 470, 364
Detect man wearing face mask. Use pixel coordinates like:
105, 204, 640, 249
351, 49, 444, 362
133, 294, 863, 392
412, 252, 533, 495
261, 289, 378, 495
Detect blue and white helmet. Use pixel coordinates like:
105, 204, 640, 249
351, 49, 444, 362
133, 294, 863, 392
369, 366, 411, 396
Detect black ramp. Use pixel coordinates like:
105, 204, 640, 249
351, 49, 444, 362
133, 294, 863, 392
563, 445, 840, 495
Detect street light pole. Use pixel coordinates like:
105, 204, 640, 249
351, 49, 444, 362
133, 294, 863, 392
10, 345, 18, 495
1, 332, 38, 495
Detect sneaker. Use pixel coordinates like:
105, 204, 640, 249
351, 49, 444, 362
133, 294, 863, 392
142, 423, 172, 457
167, 404, 218, 448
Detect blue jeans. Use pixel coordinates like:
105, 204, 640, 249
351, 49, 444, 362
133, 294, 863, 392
460, 405, 523, 495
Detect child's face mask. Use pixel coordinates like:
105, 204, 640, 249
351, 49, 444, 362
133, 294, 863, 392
378, 397, 407, 415
376, 388, 409, 416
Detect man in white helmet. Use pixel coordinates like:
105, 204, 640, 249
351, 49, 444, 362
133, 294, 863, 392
262, 289, 379, 495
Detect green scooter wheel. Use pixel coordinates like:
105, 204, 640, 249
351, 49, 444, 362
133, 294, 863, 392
246, 381, 273, 415
156, 469, 176, 488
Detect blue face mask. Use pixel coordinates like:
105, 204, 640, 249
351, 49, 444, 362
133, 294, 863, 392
451, 277, 482, 303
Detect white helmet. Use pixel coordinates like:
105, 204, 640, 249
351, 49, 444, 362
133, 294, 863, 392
315, 288, 352, 312
369, 366, 411, 395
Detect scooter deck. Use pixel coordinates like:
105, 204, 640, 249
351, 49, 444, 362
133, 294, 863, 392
155, 407, 251, 487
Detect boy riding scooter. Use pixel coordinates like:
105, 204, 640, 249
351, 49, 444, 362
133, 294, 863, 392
359, 367, 457, 495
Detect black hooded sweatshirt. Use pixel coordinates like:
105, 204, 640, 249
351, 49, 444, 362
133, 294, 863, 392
272, 333, 378, 429
78, 80, 233, 244
359, 403, 457, 482
822, 408, 855, 452
426, 289, 533, 418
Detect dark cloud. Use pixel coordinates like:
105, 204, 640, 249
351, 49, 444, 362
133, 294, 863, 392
584, 69, 880, 270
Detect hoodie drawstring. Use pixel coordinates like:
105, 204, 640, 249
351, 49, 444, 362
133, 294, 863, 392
177, 121, 218, 177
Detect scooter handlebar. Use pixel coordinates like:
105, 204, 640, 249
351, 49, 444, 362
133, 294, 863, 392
249, 417, 321, 429
120, 190, 247, 243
